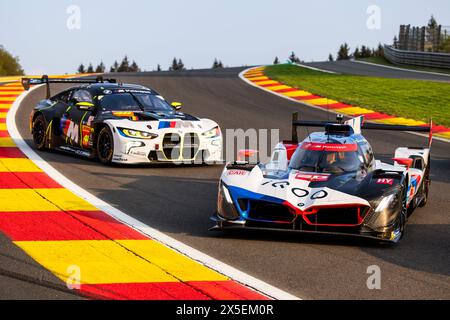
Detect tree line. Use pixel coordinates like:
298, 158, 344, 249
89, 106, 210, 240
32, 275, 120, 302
77, 57, 227, 74
272, 51, 302, 65
328, 43, 384, 61
271, 44, 384, 65
77, 56, 140, 74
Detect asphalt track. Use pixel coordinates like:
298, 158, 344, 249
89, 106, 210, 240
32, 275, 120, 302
305, 60, 450, 82
11, 67, 450, 299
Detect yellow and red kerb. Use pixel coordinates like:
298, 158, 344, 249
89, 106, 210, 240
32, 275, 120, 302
0, 81, 268, 300
244, 67, 450, 140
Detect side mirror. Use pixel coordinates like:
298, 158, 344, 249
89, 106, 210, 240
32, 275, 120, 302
75, 101, 95, 111
171, 102, 182, 111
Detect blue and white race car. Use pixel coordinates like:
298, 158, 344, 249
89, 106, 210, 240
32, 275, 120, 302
212, 113, 432, 243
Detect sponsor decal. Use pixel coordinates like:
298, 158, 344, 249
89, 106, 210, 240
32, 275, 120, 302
113, 89, 152, 94
227, 170, 247, 176
130, 150, 146, 156
301, 142, 357, 152
61, 117, 79, 144
158, 121, 194, 129
81, 125, 92, 148
295, 173, 330, 182
376, 178, 394, 185
112, 111, 138, 121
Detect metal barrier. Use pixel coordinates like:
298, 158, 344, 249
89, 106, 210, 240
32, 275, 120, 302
384, 45, 450, 69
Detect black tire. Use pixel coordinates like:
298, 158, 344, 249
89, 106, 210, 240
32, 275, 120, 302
96, 126, 114, 164
32, 114, 47, 150
392, 183, 408, 243
419, 171, 430, 207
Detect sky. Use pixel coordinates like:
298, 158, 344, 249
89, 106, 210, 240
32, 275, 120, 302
1, 0, 449, 74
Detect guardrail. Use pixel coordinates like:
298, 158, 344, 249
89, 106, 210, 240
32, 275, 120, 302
384, 45, 450, 69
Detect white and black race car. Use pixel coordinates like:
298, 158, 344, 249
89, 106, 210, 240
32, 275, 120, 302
212, 113, 432, 243
23, 76, 222, 164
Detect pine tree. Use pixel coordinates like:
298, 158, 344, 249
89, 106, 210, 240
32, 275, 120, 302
218, 60, 223, 68
393, 36, 398, 48
288, 51, 300, 63
77, 64, 86, 74
337, 43, 350, 60
428, 15, 437, 29
95, 61, 105, 73
376, 43, 384, 57
130, 60, 140, 72
169, 58, 178, 71
117, 56, 130, 72
273, 56, 279, 64
110, 61, 119, 72
157, 64, 162, 72
360, 45, 370, 58
353, 47, 361, 59
87, 63, 94, 73
328, 53, 334, 62
177, 59, 185, 70
212, 58, 219, 69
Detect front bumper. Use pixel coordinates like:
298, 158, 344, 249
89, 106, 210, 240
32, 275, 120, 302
210, 212, 399, 243
111, 131, 222, 164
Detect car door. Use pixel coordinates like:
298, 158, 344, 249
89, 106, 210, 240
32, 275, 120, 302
63, 89, 96, 150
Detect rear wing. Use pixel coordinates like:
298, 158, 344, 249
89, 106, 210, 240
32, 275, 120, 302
21, 75, 117, 99
291, 112, 433, 148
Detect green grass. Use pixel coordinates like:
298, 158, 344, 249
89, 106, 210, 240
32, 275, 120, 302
265, 64, 450, 127
358, 56, 450, 75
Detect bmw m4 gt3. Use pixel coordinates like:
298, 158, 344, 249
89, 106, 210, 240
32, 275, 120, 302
212, 113, 432, 243
23, 76, 222, 165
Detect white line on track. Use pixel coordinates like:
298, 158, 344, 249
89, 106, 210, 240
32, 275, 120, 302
352, 60, 450, 78
6, 83, 300, 301
293, 63, 338, 74
239, 67, 450, 144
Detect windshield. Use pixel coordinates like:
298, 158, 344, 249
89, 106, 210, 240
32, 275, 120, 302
289, 144, 363, 173
98, 93, 174, 112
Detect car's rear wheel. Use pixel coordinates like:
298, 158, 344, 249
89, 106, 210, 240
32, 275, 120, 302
97, 126, 114, 164
32, 114, 47, 150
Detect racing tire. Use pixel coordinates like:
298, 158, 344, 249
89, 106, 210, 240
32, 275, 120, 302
419, 165, 430, 207
97, 126, 114, 164
32, 114, 47, 150
392, 183, 408, 243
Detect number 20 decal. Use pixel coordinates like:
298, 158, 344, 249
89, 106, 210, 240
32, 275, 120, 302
291, 188, 328, 200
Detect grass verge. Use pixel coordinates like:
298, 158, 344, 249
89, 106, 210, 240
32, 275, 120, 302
264, 64, 450, 127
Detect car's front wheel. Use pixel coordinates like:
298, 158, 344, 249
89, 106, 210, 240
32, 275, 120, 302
32, 114, 47, 150
97, 126, 114, 164
392, 183, 408, 243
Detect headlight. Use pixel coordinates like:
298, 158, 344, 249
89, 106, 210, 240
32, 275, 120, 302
118, 127, 158, 140
217, 183, 240, 220
375, 194, 396, 212
222, 184, 233, 204
202, 126, 221, 138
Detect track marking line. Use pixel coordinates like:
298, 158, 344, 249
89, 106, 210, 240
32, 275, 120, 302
353, 60, 450, 78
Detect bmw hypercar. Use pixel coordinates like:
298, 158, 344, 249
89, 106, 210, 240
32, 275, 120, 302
212, 113, 432, 243
23, 76, 222, 164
